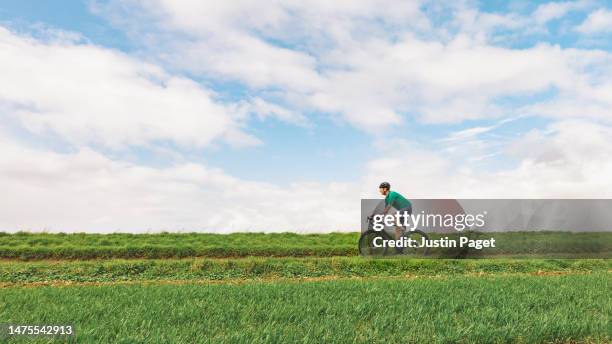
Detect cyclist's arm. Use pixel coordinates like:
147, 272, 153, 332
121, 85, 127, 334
382, 204, 393, 215
370, 200, 391, 217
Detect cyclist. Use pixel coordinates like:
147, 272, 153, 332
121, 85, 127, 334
377, 182, 412, 241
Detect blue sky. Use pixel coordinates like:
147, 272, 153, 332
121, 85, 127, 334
0, 0, 611, 232
0, 0, 128, 49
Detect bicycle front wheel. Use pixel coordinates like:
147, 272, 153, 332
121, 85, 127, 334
399, 230, 430, 257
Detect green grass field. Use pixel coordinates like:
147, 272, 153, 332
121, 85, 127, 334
0, 257, 610, 285
0, 232, 610, 343
1, 274, 609, 343
1, 231, 610, 259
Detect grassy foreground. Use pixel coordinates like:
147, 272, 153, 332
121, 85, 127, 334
1, 232, 609, 343
1, 273, 609, 343
1, 231, 610, 259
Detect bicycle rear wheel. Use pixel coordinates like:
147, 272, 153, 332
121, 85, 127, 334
358, 230, 391, 256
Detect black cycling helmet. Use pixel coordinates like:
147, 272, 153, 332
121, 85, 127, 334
379, 182, 390, 189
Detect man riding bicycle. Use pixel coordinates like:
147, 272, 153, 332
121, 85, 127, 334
360, 182, 429, 256
374, 182, 412, 241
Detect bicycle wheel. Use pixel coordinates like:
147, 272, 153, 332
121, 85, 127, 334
358, 229, 391, 256
399, 229, 430, 257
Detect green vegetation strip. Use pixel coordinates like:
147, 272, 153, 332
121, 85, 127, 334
1, 273, 609, 343
1, 258, 609, 284
1, 231, 610, 260
0, 232, 357, 259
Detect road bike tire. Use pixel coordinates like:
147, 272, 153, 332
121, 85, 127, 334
399, 229, 430, 257
358, 229, 391, 256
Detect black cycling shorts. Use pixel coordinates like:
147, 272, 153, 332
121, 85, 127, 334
397, 204, 412, 216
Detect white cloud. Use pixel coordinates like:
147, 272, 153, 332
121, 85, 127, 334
240, 97, 308, 126
452, 7, 525, 37
576, 8, 612, 33
94, 0, 432, 129
93, 1, 612, 130
364, 119, 612, 199
1, 116, 610, 232
174, 33, 324, 92
0, 26, 261, 149
533, 1, 589, 24
0, 132, 359, 233
316, 36, 573, 124
443, 125, 497, 142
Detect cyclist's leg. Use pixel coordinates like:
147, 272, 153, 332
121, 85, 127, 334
395, 204, 412, 252
398, 204, 412, 234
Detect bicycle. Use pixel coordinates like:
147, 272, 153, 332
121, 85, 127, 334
358, 214, 430, 257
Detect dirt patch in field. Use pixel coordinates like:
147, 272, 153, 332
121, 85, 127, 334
0, 271, 600, 289
529, 270, 574, 276
0, 276, 407, 288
